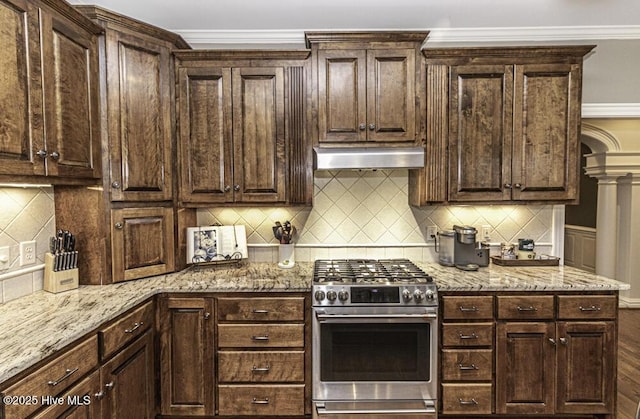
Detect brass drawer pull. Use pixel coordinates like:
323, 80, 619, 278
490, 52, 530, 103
458, 398, 479, 406
458, 332, 478, 340
251, 397, 270, 404
124, 321, 143, 333
458, 363, 479, 371
459, 306, 479, 312
251, 334, 270, 341
579, 305, 601, 312
251, 364, 271, 373
516, 306, 538, 312
252, 309, 270, 314
47, 367, 79, 386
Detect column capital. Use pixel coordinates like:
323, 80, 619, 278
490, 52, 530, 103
584, 151, 640, 179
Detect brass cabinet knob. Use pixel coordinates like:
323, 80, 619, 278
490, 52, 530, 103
368, 123, 375, 130
50, 151, 60, 160
233, 184, 240, 192
36, 150, 48, 159
359, 123, 366, 130
111, 181, 121, 189
114, 222, 124, 230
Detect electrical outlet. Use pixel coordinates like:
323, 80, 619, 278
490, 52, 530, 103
426, 226, 438, 239
0, 246, 10, 270
481, 225, 491, 241
19, 241, 36, 266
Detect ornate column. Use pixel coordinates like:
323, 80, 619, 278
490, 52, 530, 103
584, 153, 619, 279
585, 151, 640, 305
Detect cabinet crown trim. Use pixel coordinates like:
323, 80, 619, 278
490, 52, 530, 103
305, 31, 429, 47
423, 45, 595, 59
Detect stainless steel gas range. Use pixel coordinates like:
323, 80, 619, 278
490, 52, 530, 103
311, 259, 438, 418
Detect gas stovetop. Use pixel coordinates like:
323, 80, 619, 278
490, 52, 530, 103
313, 259, 433, 284
312, 259, 437, 306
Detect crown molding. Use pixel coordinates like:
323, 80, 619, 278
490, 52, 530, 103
174, 25, 640, 47
582, 103, 640, 118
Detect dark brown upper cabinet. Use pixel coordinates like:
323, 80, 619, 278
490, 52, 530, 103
175, 50, 312, 206
0, 0, 101, 182
76, 5, 189, 202
306, 31, 428, 147
55, 6, 189, 285
409, 46, 594, 206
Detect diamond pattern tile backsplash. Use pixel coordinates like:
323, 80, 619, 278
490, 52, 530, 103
199, 170, 555, 258
0, 187, 55, 303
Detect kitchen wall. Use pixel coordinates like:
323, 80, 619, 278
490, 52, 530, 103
0, 171, 557, 304
0, 187, 55, 304
198, 170, 556, 262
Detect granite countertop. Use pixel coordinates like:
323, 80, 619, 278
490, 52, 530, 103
0, 261, 629, 384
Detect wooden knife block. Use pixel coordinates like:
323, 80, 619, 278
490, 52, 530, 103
43, 253, 79, 293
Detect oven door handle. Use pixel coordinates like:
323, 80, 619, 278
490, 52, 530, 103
315, 312, 437, 322
315, 402, 436, 415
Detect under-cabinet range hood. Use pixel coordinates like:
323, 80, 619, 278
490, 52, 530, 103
313, 147, 425, 170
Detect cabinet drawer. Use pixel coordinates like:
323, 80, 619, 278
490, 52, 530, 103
218, 384, 304, 416
497, 295, 554, 320
218, 297, 304, 322
442, 349, 493, 381
442, 383, 493, 414
31, 370, 101, 419
442, 323, 494, 347
557, 295, 617, 319
2, 335, 98, 419
218, 324, 304, 348
100, 300, 154, 360
218, 351, 304, 383
443, 296, 494, 320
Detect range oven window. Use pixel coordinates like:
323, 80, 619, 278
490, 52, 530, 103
320, 322, 430, 381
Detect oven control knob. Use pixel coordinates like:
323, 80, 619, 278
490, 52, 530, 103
326, 290, 338, 301
338, 290, 349, 302
314, 290, 326, 302
402, 289, 413, 302
425, 289, 435, 299
413, 289, 425, 302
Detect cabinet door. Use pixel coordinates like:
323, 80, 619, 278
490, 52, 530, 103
102, 329, 155, 419
177, 66, 233, 204
512, 63, 581, 201
449, 65, 513, 202
317, 49, 367, 143
556, 321, 615, 414
159, 297, 215, 416
0, 0, 45, 176
366, 49, 416, 143
496, 322, 555, 415
232, 67, 286, 203
110, 207, 175, 282
40, 11, 100, 179
106, 31, 173, 201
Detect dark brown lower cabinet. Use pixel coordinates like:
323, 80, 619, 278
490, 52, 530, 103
496, 322, 556, 414
495, 312, 616, 416
556, 321, 615, 415
101, 329, 155, 419
159, 296, 215, 416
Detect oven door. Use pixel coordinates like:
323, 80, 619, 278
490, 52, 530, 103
312, 306, 438, 403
